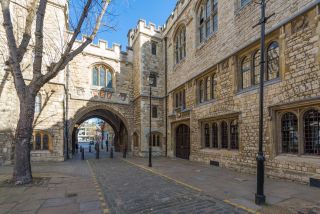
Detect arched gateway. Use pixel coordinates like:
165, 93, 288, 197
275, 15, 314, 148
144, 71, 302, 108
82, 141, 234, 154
68, 104, 131, 157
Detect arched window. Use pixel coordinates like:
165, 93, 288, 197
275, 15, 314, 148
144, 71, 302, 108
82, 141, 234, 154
303, 109, 320, 155
221, 121, 228, 149
152, 106, 158, 118
92, 65, 113, 88
107, 70, 112, 89
204, 124, 210, 147
35, 133, 41, 150
43, 134, 49, 150
35, 94, 41, 113
32, 130, 52, 151
175, 26, 186, 64
241, 56, 251, 89
267, 41, 280, 81
198, 0, 218, 43
281, 112, 298, 154
204, 77, 210, 101
212, 122, 218, 148
211, 74, 215, 99
199, 80, 204, 103
253, 50, 261, 85
230, 120, 239, 149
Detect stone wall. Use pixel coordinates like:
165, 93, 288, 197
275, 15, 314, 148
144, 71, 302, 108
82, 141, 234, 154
166, 1, 320, 183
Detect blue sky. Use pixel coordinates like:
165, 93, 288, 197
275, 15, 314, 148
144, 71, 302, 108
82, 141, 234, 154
70, 0, 177, 51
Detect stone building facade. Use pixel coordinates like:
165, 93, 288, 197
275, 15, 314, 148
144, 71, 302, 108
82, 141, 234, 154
0, 0, 319, 183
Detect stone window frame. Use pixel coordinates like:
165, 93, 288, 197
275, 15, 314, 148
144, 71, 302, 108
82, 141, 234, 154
174, 25, 187, 64
31, 130, 53, 151
197, 0, 218, 45
201, 114, 239, 150
196, 71, 216, 104
152, 105, 158, 118
149, 132, 162, 147
272, 100, 320, 157
151, 41, 157, 55
237, 39, 281, 92
173, 87, 186, 111
91, 64, 114, 90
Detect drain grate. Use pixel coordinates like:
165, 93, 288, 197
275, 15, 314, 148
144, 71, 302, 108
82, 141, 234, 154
66, 193, 78, 198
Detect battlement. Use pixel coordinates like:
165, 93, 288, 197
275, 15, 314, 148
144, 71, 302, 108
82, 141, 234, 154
163, 0, 191, 33
128, 19, 163, 47
72, 35, 133, 63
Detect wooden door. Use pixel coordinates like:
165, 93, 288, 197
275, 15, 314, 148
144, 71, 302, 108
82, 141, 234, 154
175, 124, 190, 160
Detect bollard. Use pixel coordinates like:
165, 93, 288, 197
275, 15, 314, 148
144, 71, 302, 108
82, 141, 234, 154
106, 141, 109, 152
110, 147, 113, 159
101, 142, 103, 150
123, 147, 127, 159
89, 145, 91, 153
96, 145, 100, 159
81, 147, 84, 160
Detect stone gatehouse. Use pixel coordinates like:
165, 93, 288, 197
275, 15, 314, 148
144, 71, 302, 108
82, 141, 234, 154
0, 0, 319, 183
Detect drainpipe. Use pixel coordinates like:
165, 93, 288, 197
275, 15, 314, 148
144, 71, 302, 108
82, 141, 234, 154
164, 37, 168, 157
65, 64, 70, 159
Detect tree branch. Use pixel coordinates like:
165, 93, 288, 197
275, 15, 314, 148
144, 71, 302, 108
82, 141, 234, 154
32, 0, 47, 81
17, 0, 38, 63
0, 0, 26, 96
34, 0, 111, 88
64, 0, 93, 55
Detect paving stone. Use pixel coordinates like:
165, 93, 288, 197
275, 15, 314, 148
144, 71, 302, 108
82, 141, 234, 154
89, 158, 247, 214
79, 201, 101, 212
37, 203, 79, 214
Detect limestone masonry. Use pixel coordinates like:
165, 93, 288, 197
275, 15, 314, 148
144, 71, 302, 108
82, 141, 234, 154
0, 0, 319, 183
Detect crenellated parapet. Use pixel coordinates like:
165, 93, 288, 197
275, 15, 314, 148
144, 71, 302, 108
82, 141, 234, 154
72, 36, 133, 63
128, 19, 163, 47
162, 0, 191, 34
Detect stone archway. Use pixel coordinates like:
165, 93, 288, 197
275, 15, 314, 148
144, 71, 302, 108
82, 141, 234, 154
68, 104, 131, 157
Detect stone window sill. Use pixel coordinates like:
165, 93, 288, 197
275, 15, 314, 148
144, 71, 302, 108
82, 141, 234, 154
236, 78, 281, 95
173, 58, 186, 71
31, 150, 51, 154
200, 148, 239, 155
195, 98, 216, 108
90, 86, 114, 92
275, 154, 320, 166
196, 32, 218, 52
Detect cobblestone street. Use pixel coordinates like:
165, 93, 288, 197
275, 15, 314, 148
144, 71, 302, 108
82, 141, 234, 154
89, 158, 246, 214
1, 154, 320, 213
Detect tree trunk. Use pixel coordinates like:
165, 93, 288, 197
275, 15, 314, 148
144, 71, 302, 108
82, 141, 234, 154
13, 92, 36, 184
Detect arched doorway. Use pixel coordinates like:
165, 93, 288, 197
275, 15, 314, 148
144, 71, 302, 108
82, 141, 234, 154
69, 106, 130, 157
175, 124, 190, 160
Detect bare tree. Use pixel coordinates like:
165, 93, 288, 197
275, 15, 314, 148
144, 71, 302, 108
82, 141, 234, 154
0, 0, 110, 184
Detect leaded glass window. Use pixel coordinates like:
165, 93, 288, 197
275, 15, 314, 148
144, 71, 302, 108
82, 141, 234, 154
241, 56, 251, 89
35, 133, 41, 150
43, 134, 49, 150
253, 50, 261, 85
230, 120, 239, 150
204, 124, 210, 147
211, 75, 215, 99
281, 112, 298, 154
212, 122, 218, 148
221, 121, 228, 149
198, 0, 218, 43
304, 109, 320, 155
92, 65, 113, 88
267, 42, 280, 81
199, 80, 204, 103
